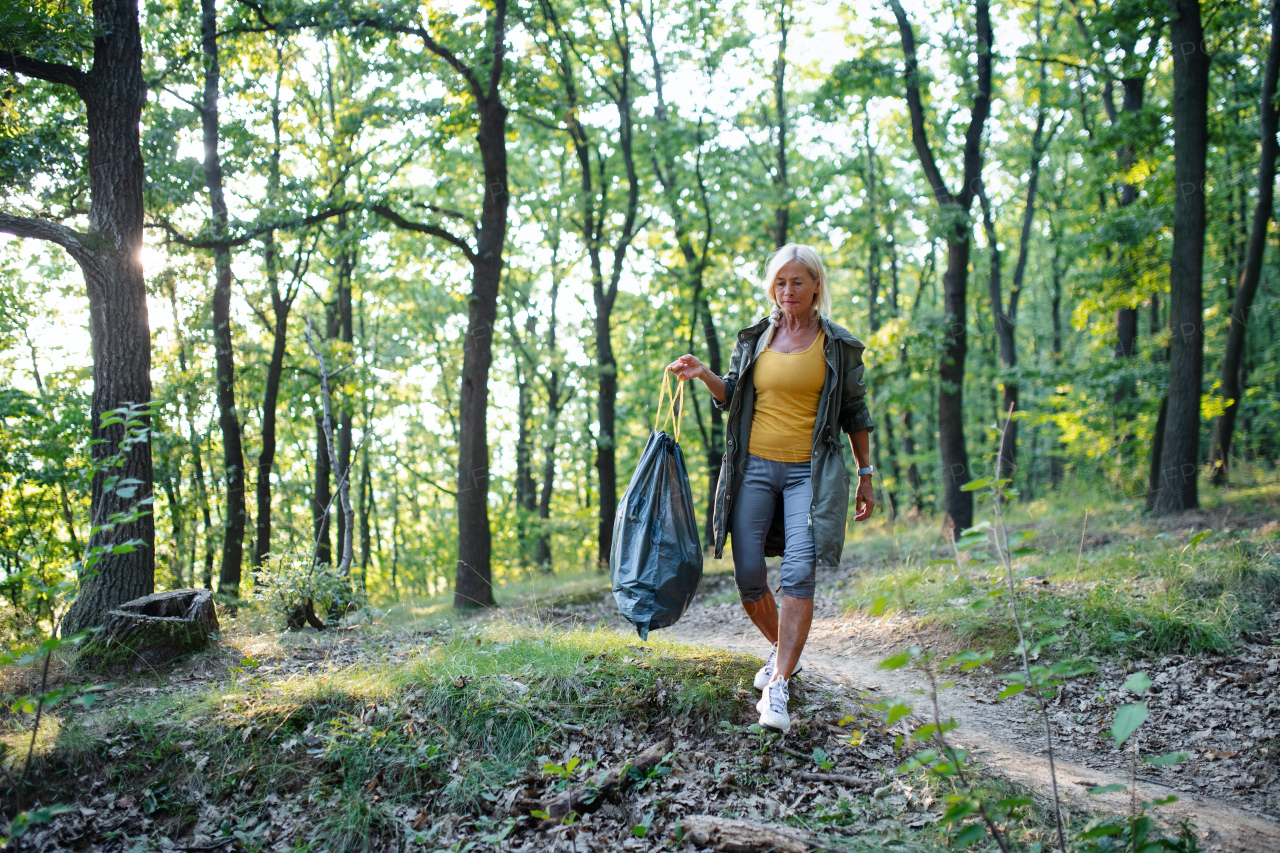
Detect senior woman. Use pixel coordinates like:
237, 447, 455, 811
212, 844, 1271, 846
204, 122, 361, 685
666, 243, 875, 733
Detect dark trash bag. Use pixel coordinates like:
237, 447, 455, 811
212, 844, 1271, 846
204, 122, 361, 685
610, 429, 704, 639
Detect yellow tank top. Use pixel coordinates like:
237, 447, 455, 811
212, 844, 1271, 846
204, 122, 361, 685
748, 331, 826, 462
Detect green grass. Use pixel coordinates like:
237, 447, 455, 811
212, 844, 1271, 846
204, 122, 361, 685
23, 623, 758, 850
844, 482, 1280, 661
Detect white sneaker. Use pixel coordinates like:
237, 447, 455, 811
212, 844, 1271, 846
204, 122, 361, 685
756, 677, 791, 733
754, 644, 803, 691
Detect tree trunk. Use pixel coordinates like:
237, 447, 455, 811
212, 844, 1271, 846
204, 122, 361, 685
453, 94, 508, 609
313, 412, 333, 565
536, 232, 565, 572
540, 5, 641, 570
1210, 0, 1280, 484
513, 311, 537, 570
771, 0, 791, 247
255, 275, 289, 567
594, 293, 618, 569
364, 7, 510, 608
889, 0, 990, 536
1153, 0, 1210, 514
0, 0, 158, 635
201, 0, 245, 597
359, 402, 373, 585
333, 230, 355, 569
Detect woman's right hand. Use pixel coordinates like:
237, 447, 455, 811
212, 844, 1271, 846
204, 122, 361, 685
666, 354, 707, 382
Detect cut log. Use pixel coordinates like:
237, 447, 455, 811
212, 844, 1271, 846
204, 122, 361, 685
75, 589, 219, 671
536, 737, 671, 824
677, 815, 817, 852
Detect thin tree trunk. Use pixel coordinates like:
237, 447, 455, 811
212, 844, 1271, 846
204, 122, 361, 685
889, 0, 990, 536
366, 6, 509, 608
312, 411, 333, 566
1153, 0, 1210, 513
1210, 0, 1280, 484
201, 0, 245, 596
536, 221, 566, 572
772, 0, 791, 247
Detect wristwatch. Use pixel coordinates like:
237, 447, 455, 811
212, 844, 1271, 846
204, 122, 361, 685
857, 466, 874, 477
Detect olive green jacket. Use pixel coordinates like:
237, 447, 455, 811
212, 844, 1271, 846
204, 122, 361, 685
711, 316, 874, 571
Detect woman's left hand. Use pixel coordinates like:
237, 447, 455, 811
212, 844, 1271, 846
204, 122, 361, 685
853, 477, 875, 521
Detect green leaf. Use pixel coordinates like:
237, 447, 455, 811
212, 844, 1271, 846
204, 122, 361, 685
997, 683, 1025, 700
869, 596, 888, 616
1110, 702, 1148, 747
960, 478, 989, 492
878, 652, 912, 671
1009, 547, 1039, 558
995, 796, 1034, 810
956, 534, 988, 551
7, 804, 77, 839
959, 521, 993, 535
940, 801, 978, 824
953, 824, 986, 847
1189, 530, 1211, 549
631, 825, 647, 837
1142, 751, 1189, 766
1078, 823, 1126, 837
1122, 672, 1153, 695
1086, 783, 1127, 796
883, 702, 912, 726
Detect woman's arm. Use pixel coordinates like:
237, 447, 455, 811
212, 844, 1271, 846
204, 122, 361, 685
666, 355, 726, 404
848, 428, 875, 522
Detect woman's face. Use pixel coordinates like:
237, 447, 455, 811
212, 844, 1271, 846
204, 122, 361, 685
773, 260, 819, 320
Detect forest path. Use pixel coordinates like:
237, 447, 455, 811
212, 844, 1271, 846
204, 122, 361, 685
634, 567, 1280, 853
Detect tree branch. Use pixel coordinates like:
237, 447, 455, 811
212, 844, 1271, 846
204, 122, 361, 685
887, 0, 955, 207
0, 51, 90, 94
0, 211, 102, 275
150, 204, 358, 249
350, 18, 484, 102
371, 204, 477, 263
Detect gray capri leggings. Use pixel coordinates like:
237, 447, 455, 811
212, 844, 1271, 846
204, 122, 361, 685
730, 454, 817, 601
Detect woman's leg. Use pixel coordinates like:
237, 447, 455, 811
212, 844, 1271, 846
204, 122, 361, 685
771, 462, 817, 682
731, 456, 781, 643
774, 595, 813, 681
741, 590, 779, 644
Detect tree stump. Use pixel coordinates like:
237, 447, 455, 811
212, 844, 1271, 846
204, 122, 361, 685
75, 589, 219, 671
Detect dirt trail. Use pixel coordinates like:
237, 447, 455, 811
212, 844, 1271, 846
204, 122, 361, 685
667, 613, 1280, 853
537, 556, 1271, 853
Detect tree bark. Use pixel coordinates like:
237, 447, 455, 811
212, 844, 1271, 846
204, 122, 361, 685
1209, 0, 1280, 484
200, 0, 246, 597
365, 5, 509, 608
312, 410, 333, 566
0, 0, 155, 634
453, 96, 507, 608
540, 3, 641, 569
889, 0, 992, 535
1153, 0, 1210, 514
978, 97, 1046, 483
641, 11, 720, 548
771, 0, 791, 247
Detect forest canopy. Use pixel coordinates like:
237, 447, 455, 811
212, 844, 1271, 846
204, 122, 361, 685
1, 0, 1277, 633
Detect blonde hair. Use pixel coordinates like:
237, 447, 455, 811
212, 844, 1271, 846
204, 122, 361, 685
762, 243, 832, 319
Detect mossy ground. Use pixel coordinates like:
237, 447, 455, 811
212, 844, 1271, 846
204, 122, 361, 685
842, 471, 1280, 662
4, 620, 997, 852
